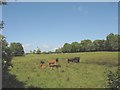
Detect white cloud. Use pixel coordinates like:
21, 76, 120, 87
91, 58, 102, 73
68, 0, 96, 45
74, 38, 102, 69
42, 45, 49, 48
26, 44, 30, 47
58, 44, 64, 48
40, 44, 64, 52
23, 44, 64, 53
22, 44, 30, 48
53, 47, 58, 51
53, 44, 63, 51
22, 45, 25, 48
40, 44, 51, 52
22, 44, 32, 53
78, 6, 83, 12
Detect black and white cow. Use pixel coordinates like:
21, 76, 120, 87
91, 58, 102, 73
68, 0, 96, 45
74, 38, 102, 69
68, 57, 80, 63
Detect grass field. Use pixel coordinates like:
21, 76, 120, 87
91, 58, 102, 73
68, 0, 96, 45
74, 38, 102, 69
7, 52, 119, 88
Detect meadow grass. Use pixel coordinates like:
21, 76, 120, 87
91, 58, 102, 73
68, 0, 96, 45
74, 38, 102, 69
8, 52, 119, 88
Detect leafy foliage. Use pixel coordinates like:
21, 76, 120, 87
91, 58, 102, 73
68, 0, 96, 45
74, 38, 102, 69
56, 33, 120, 53
33, 50, 36, 54
62, 43, 72, 53
71, 42, 80, 52
93, 40, 106, 51
0, 0, 7, 5
0, 21, 4, 29
9, 42, 25, 56
106, 33, 119, 51
55, 48, 62, 53
1, 34, 25, 70
0, 34, 13, 70
107, 69, 120, 89
80, 40, 93, 52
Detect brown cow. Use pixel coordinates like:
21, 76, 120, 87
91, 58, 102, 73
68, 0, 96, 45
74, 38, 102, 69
40, 64, 46, 69
39, 61, 46, 69
48, 58, 60, 69
48, 58, 58, 66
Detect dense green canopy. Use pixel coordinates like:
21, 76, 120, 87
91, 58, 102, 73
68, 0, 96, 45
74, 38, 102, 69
55, 33, 120, 53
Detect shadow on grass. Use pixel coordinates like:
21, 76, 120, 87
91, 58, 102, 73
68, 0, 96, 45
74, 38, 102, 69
2, 70, 25, 88
2, 70, 42, 89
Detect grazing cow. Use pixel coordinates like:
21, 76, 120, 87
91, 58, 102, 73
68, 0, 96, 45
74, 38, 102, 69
48, 58, 60, 69
40, 61, 45, 64
49, 64, 61, 68
74, 57, 80, 63
68, 57, 80, 63
48, 58, 58, 66
40, 61, 46, 69
40, 64, 46, 69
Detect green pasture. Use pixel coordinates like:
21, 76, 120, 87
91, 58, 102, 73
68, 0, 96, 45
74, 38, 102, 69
7, 52, 119, 88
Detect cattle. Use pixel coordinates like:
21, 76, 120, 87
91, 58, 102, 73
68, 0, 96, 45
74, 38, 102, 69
48, 58, 58, 66
40, 61, 45, 64
49, 64, 61, 68
40, 61, 46, 69
48, 58, 61, 69
68, 57, 80, 63
40, 64, 46, 69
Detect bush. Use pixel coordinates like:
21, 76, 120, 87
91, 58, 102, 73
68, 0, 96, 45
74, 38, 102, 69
0, 34, 13, 71
107, 69, 120, 89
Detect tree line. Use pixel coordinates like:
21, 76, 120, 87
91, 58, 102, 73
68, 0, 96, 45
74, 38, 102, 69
55, 33, 120, 53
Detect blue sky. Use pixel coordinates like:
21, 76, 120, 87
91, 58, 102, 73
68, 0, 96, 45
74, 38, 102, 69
2, 2, 118, 52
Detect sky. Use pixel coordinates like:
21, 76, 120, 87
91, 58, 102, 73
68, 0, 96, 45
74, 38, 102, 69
1, 2, 118, 53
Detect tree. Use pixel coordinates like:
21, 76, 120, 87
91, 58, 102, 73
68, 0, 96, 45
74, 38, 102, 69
33, 50, 36, 54
106, 33, 118, 51
55, 48, 62, 53
29, 50, 32, 54
0, 0, 7, 5
93, 40, 106, 51
47, 51, 53, 54
0, 21, 4, 29
80, 40, 93, 52
107, 70, 120, 89
36, 48, 41, 54
71, 42, 80, 53
118, 35, 120, 51
9, 42, 25, 56
62, 43, 72, 53
55, 33, 119, 53
0, 34, 13, 70
42, 51, 47, 54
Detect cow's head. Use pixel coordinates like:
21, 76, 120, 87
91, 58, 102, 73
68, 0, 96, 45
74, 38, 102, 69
56, 58, 59, 62
40, 61, 45, 64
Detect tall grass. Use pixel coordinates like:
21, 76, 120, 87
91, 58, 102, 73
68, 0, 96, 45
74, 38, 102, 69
8, 52, 118, 88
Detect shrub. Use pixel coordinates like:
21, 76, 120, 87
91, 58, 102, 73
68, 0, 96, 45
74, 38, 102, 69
107, 69, 120, 89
